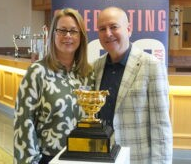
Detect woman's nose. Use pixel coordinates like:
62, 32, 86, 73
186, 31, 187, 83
65, 31, 72, 37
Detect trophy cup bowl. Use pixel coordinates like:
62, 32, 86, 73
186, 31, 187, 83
73, 89, 109, 123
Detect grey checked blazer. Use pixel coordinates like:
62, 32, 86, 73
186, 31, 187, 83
94, 44, 173, 164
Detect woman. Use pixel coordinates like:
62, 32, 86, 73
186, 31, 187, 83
14, 8, 95, 164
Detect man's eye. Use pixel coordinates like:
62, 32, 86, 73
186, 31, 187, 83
110, 25, 119, 30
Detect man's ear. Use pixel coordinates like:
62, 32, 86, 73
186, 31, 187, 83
127, 23, 132, 37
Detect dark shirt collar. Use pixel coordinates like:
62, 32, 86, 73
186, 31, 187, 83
106, 43, 132, 66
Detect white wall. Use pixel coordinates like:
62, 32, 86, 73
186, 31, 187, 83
0, 0, 45, 47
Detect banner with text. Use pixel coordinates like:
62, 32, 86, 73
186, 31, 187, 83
52, 0, 169, 65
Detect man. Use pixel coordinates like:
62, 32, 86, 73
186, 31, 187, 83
94, 6, 173, 164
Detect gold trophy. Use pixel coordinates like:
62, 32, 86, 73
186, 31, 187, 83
59, 88, 121, 162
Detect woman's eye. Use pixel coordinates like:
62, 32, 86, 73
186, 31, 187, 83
99, 28, 106, 32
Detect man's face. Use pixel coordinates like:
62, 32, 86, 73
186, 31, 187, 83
97, 10, 131, 56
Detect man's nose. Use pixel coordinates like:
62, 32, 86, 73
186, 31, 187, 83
105, 27, 112, 36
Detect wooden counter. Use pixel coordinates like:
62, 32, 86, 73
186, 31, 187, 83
168, 73, 191, 86
0, 54, 31, 70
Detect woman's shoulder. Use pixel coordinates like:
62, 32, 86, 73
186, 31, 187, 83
25, 59, 49, 77
29, 59, 49, 70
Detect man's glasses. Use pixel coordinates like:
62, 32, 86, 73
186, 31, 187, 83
55, 28, 80, 37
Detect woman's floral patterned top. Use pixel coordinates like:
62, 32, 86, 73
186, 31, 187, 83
14, 60, 95, 164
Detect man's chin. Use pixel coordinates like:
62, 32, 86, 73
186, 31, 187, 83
105, 46, 117, 53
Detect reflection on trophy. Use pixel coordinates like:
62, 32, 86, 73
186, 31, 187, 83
59, 88, 121, 162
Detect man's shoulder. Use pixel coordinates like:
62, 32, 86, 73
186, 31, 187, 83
131, 44, 161, 64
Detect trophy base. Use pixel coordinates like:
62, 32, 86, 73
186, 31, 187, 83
59, 120, 121, 162
77, 119, 104, 128
59, 144, 121, 163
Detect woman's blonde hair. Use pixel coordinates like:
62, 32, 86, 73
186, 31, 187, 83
45, 8, 92, 77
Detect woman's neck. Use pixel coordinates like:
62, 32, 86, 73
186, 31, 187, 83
57, 53, 74, 71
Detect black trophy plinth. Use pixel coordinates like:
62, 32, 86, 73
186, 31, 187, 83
59, 120, 121, 163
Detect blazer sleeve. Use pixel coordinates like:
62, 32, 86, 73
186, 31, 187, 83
148, 59, 173, 164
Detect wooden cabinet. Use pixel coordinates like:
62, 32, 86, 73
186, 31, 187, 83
0, 55, 30, 108
15, 73, 24, 96
169, 75, 191, 149
0, 70, 2, 100
0, 67, 24, 108
170, 0, 191, 6
169, 86, 191, 149
0, 69, 15, 108
45, 10, 52, 30
32, 0, 52, 29
32, 0, 51, 10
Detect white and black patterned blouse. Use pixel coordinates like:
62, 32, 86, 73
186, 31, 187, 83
14, 59, 95, 164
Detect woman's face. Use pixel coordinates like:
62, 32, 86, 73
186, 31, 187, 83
54, 15, 81, 57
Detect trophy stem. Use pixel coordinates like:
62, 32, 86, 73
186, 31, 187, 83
89, 112, 95, 121
80, 111, 99, 123
86, 107, 101, 122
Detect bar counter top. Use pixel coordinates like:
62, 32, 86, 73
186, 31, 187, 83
0, 54, 31, 70
0, 53, 191, 81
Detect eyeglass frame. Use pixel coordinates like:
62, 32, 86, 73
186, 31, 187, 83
54, 28, 80, 37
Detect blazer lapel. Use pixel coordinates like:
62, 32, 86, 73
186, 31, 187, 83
94, 47, 143, 112
95, 54, 107, 90
115, 46, 142, 111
